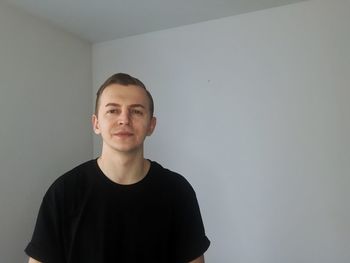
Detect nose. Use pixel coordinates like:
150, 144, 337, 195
117, 109, 130, 125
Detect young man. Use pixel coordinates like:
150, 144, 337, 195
25, 73, 210, 263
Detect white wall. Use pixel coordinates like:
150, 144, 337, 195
93, 0, 350, 262
0, 3, 92, 262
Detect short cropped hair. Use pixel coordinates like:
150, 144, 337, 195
94, 73, 154, 117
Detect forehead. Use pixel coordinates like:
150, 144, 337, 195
100, 84, 148, 105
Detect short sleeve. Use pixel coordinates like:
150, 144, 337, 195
25, 181, 65, 263
172, 179, 210, 262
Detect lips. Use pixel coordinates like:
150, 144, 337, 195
114, 131, 133, 136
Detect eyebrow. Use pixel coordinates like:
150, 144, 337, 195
105, 103, 146, 109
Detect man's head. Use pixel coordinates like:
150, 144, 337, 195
95, 73, 154, 117
92, 73, 156, 154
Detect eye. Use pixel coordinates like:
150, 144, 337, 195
107, 109, 118, 114
130, 109, 143, 115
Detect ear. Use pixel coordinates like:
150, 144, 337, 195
92, 114, 101, 135
147, 116, 157, 136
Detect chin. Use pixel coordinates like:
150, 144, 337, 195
113, 145, 142, 154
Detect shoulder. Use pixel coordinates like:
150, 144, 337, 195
149, 161, 197, 198
150, 161, 190, 184
44, 159, 96, 199
55, 159, 95, 183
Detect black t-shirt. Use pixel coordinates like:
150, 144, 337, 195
25, 159, 210, 263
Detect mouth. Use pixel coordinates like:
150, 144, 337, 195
113, 131, 133, 137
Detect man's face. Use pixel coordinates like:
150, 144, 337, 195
92, 84, 156, 154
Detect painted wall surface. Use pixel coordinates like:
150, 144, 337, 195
93, 0, 350, 262
0, 3, 92, 262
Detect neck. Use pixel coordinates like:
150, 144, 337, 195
98, 147, 149, 185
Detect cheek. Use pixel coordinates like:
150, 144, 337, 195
134, 124, 147, 134
99, 121, 113, 132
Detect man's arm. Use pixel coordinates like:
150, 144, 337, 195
28, 257, 41, 263
189, 255, 205, 263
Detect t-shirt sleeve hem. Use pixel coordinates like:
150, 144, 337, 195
25, 242, 51, 263
180, 235, 211, 262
